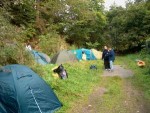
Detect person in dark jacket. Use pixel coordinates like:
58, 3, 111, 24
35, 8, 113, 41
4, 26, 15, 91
108, 47, 115, 71
102, 46, 110, 70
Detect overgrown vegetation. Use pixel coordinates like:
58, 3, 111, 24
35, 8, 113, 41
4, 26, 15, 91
0, 12, 34, 65
0, 0, 150, 65
105, 1, 150, 52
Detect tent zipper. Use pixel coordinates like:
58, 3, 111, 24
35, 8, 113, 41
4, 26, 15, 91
29, 87, 43, 113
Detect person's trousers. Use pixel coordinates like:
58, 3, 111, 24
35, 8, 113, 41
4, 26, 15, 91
104, 60, 110, 69
109, 60, 114, 70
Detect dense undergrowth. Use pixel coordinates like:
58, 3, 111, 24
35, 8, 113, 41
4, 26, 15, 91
0, 11, 69, 66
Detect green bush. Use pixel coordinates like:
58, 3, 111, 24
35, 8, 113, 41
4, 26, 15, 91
0, 44, 35, 66
0, 11, 22, 42
3, 0, 36, 26
0, 11, 34, 66
38, 32, 69, 56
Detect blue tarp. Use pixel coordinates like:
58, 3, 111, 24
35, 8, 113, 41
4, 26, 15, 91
71, 48, 96, 60
31, 50, 50, 65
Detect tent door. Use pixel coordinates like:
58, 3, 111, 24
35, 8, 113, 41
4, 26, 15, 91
29, 87, 43, 113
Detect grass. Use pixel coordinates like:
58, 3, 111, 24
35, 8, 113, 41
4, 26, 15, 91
115, 52, 150, 100
96, 76, 128, 113
34, 60, 103, 113
31, 51, 150, 113
40, 60, 128, 113
94, 51, 150, 113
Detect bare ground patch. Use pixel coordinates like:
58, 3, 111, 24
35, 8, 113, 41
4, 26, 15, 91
68, 86, 108, 113
122, 80, 150, 113
102, 65, 133, 78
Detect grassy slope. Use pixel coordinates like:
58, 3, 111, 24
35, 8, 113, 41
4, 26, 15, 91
33, 52, 150, 113
36, 60, 103, 113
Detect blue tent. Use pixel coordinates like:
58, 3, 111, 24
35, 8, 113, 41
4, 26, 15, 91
71, 48, 96, 60
0, 64, 62, 113
31, 50, 50, 65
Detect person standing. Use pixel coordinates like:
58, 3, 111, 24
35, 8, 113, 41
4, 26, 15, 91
102, 46, 110, 70
25, 43, 32, 51
82, 51, 86, 61
108, 47, 115, 71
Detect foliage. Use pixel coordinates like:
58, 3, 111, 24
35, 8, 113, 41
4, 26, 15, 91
0, 11, 23, 43
0, 10, 35, 66
105, 2, 150, 52
55, 0, 106, 48
86, 42, 100, 49
1, 0, 150, 65
38, 32, 69, 56
0, 44, 34, 65
1, 0, 36, 26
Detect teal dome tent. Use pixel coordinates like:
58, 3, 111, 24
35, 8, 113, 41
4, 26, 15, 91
31, 50, 51, 65
0, 64, 62, 113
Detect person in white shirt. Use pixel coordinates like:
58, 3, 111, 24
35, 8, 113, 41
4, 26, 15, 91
25, 43, 32, 51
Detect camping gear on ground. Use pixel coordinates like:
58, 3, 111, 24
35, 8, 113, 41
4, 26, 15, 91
137, 60, 145, 67
91, 49, 102, 59
52, 66, 60, 79
0, 64, 62, 113
53, 64, 68, 79
51, 50, 78, 64
90, 65, 97, 70
71, 48, 96, 61
31, 50, 51, 65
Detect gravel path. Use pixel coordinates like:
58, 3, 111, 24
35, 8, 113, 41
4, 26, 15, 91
102, 65, 133, 78
68, 65, 150, 113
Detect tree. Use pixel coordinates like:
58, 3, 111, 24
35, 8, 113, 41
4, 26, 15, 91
57, 0, 106, 48
105, 1, 150, 52
2, 0, 36, 26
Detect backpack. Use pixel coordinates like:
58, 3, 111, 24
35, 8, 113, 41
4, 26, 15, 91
53, 64, 68, 79
90, 65, 97, 70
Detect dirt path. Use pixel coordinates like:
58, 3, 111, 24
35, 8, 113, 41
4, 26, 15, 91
69, 65, 150, 113
102, 65, 133, 78
122, 80, 150, 113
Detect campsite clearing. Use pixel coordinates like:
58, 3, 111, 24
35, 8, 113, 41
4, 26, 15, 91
34, 54, 150, 113
68, 65, 150, 113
